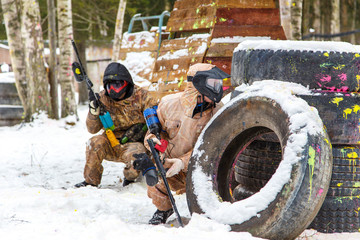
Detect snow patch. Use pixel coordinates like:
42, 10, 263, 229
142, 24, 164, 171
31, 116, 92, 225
235, 39, 360, 53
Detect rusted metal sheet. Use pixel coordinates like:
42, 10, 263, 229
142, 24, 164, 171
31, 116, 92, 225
169, 6, 216, 20
204, 57, 232, 77
173, 0, 276, 9
215, 8, 281, 26
154, 57, 204, 72
212, 25, 286, 39
173, 0, 214, 9
152, 69, 188, 83
150, 34, 210, 93
216, 0, 276, 8
159, 37, 210, 53
167, 15, 216, 32
206, 42, 239, 58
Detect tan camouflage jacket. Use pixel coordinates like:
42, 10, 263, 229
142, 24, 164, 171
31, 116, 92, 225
86, 86, 158, 138
144, 82, 223, 172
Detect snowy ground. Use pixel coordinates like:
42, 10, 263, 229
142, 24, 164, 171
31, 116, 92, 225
1, 106, 360, 240
0, 105, 262, 240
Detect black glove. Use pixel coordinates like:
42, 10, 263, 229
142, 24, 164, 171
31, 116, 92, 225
88, 91, 100, 115
133, 153, 158, 186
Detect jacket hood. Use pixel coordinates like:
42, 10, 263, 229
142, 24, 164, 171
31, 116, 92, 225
180, 82, 205, 117
103, 62, 134, 100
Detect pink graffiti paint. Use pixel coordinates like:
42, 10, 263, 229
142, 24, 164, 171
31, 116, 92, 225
338, 73, 347, 83
324, 86, 349, 93
318, 74, 331, 83
316, 145, 321, 164
316, 188, 324, 197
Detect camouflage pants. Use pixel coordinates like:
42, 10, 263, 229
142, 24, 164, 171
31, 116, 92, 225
84, 134, 146, 186
147, 171, 186, 211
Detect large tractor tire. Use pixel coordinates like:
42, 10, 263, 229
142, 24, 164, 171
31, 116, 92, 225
309, 145, 360, 233
232, 44, 360, 92
186, 85, 333, 240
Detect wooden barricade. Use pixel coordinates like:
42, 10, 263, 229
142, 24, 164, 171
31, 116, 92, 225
119, 0, 285, 100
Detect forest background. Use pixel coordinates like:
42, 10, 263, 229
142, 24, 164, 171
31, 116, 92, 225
0, 0, 359, 123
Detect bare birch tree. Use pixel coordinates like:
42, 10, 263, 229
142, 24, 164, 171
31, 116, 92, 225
47, 0, 59, 119
350, 0, 357, 44
57, 0, 77, 119
290, 0, 303, 40
331, 0, 341, 41
112, 0, 127, 61
1, 0, 30, 120
21, 0, 52, 116
313, 0, 321, 40
280, 0, 292, 39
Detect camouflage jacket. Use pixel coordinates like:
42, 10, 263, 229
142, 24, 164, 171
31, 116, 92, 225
86, 86, 158, 138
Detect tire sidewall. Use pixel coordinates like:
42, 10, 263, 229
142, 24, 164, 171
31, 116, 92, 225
186, 95, 332, 240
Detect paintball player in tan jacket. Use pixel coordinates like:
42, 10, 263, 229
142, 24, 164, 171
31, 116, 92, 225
140, 63, 230, 224
75, 62, 157, 188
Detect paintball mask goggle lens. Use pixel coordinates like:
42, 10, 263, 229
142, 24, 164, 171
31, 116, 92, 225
107, 81, 128, 93
206, 78, 223, 94
106, 80, 128, 100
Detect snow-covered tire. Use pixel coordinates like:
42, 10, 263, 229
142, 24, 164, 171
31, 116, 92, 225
186, 91, 332, 240
231, 48, 360, 92
309, 145, 360, 233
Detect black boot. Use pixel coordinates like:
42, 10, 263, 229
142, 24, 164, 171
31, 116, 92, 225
74, 181, 96, 188
149, 208, 174, 225
122, 178, 135, 187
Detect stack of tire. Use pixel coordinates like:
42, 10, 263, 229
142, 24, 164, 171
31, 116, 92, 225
230, 41, 360, 233
185, 40, 360, 239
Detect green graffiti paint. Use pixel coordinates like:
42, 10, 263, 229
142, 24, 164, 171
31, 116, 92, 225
320, 62, 333, 68
308, 146, 316, 201
341, 148, 347, 158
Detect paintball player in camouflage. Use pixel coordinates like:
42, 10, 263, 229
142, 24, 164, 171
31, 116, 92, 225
75, 62, 157, 188
140, 63, 229, 224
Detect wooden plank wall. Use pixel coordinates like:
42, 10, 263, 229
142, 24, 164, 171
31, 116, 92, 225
147, 0, 285, 100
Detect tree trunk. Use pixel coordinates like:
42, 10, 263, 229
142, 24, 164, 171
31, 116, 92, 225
302, 0, 310, 36
112, 0, 127, 61
331, 0, 341, 41
47, 0, 59, 119
21, 0, 52, 117
1, 0, 30, 121
279, 0, 292, 39
57, 0, 78, 119
350, 0, 357, 44
313, 0, 321, 40
290, 0, 303, 40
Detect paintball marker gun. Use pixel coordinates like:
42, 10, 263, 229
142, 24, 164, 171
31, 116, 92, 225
71, 39, 119, 147
142, 106, 183, 227
147, 138, 183, 227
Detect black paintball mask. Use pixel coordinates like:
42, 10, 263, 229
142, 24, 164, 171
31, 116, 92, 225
106, 80, 128, 100
189, 66, 230, 103
103, 62, 134, 101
